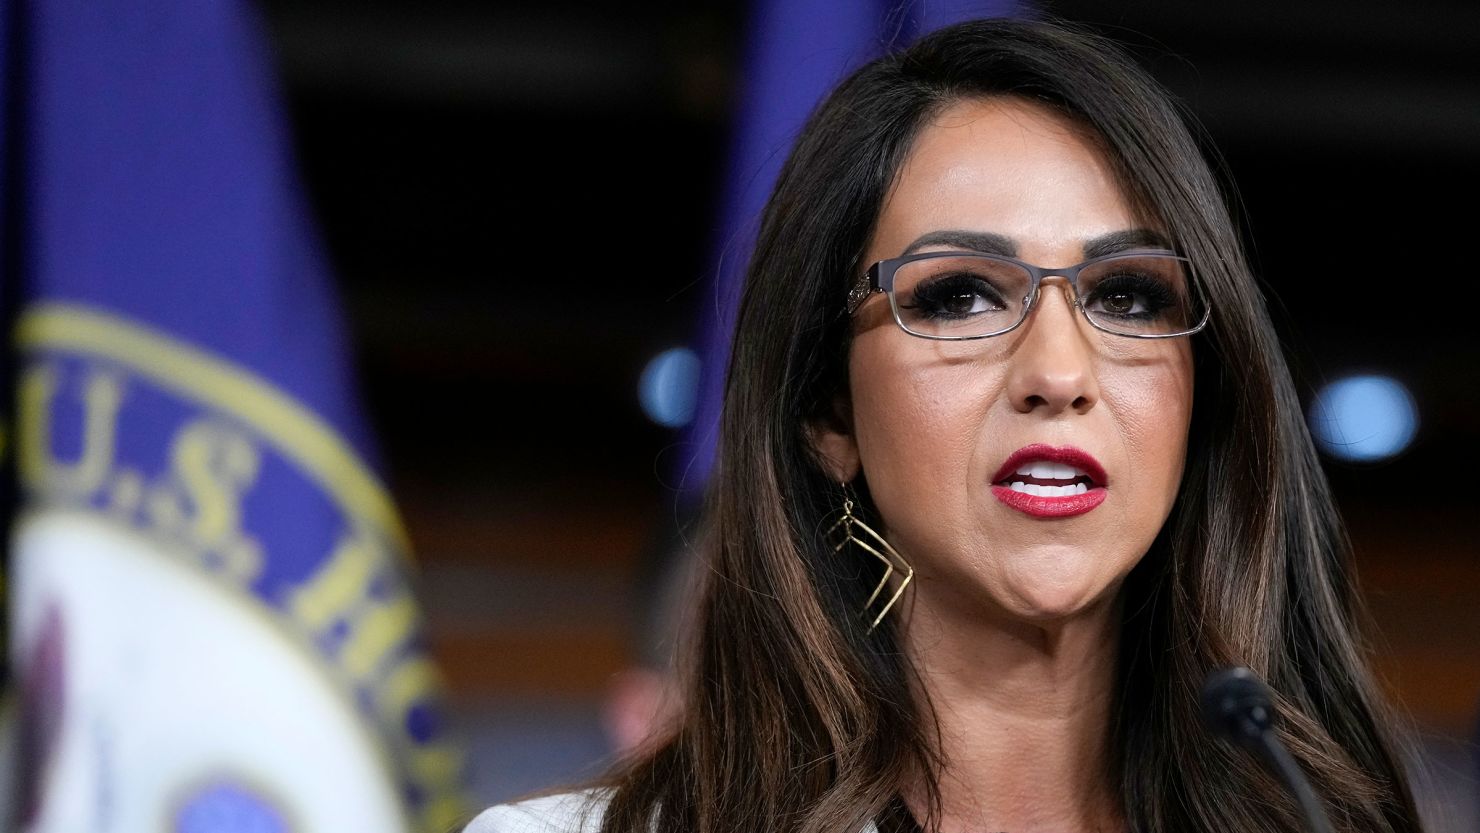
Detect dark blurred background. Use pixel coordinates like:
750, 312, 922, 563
257, 0, 1479, 822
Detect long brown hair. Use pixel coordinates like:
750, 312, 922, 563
596, 17, 1423, 833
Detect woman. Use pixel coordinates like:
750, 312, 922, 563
468, 17, 1423, 833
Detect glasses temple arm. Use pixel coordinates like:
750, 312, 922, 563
845, 271, 878, 316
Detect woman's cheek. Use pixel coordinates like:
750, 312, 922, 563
858, 373, 989, 562
1105, 361, 1193, 513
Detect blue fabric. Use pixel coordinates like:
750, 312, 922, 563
6, 1, 463, 828
25, 0, 369, 454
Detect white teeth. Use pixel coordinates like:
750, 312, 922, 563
1007, 481, 1091, 497
1013, 460, 1089, 481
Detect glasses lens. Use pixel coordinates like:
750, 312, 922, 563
1077, 254, 1206, 336
890, 255, 1031, 338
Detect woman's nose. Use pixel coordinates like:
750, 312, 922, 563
1005, 282, 1100, 415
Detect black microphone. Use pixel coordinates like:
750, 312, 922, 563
1200, 666, 1335, 833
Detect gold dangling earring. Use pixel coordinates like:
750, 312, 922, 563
826, 486, 913, 632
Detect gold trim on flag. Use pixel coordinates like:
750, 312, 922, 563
16, 302, 413, 560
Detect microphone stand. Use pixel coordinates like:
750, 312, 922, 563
1200, 666, 1336, 833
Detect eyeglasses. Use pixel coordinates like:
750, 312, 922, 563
847, 249, 1210, 340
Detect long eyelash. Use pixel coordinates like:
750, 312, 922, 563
901, 274, 1001, 318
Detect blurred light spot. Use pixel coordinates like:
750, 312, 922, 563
640, 347, 700, 428
1308, 375, 1417, 462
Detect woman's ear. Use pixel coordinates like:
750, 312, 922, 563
807, 394, 861, 482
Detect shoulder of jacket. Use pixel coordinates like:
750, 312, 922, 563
464, 788, 880, 833
462, 788, 613, 833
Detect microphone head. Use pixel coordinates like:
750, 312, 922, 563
1200, 665, 1277, 750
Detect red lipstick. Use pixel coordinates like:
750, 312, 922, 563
990, 443, 1108, 519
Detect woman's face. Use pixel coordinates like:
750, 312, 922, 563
815, 97, 1194, 625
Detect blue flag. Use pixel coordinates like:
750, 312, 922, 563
4, 1, 464, 830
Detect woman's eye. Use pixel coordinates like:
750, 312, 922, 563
1084, 274, 1174, 319
905, 274, 1006, 319
1095, 289, 1139, 315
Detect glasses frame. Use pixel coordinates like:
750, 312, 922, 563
846, 248, 1211, 340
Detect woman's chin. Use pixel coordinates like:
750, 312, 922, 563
994, 572, 1123, 624
985, 548, 1130, 623
1001, 590, 1106, 624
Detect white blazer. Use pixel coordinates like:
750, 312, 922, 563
464, 790, 610, 833
464, 789, 882, 833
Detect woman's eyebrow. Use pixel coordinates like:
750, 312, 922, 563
901, 230, 1017, 257
900, 228, 1172, 259
1082, 228, 1172, 257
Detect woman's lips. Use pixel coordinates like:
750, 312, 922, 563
991, 484, 1107, 517
990, 443, 1108, 518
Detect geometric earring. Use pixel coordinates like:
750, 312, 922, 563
825, 488, 914, 632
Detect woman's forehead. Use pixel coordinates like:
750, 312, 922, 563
868, 97, 1150, 263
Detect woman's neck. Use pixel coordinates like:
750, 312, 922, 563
897, 589, 1126, 833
